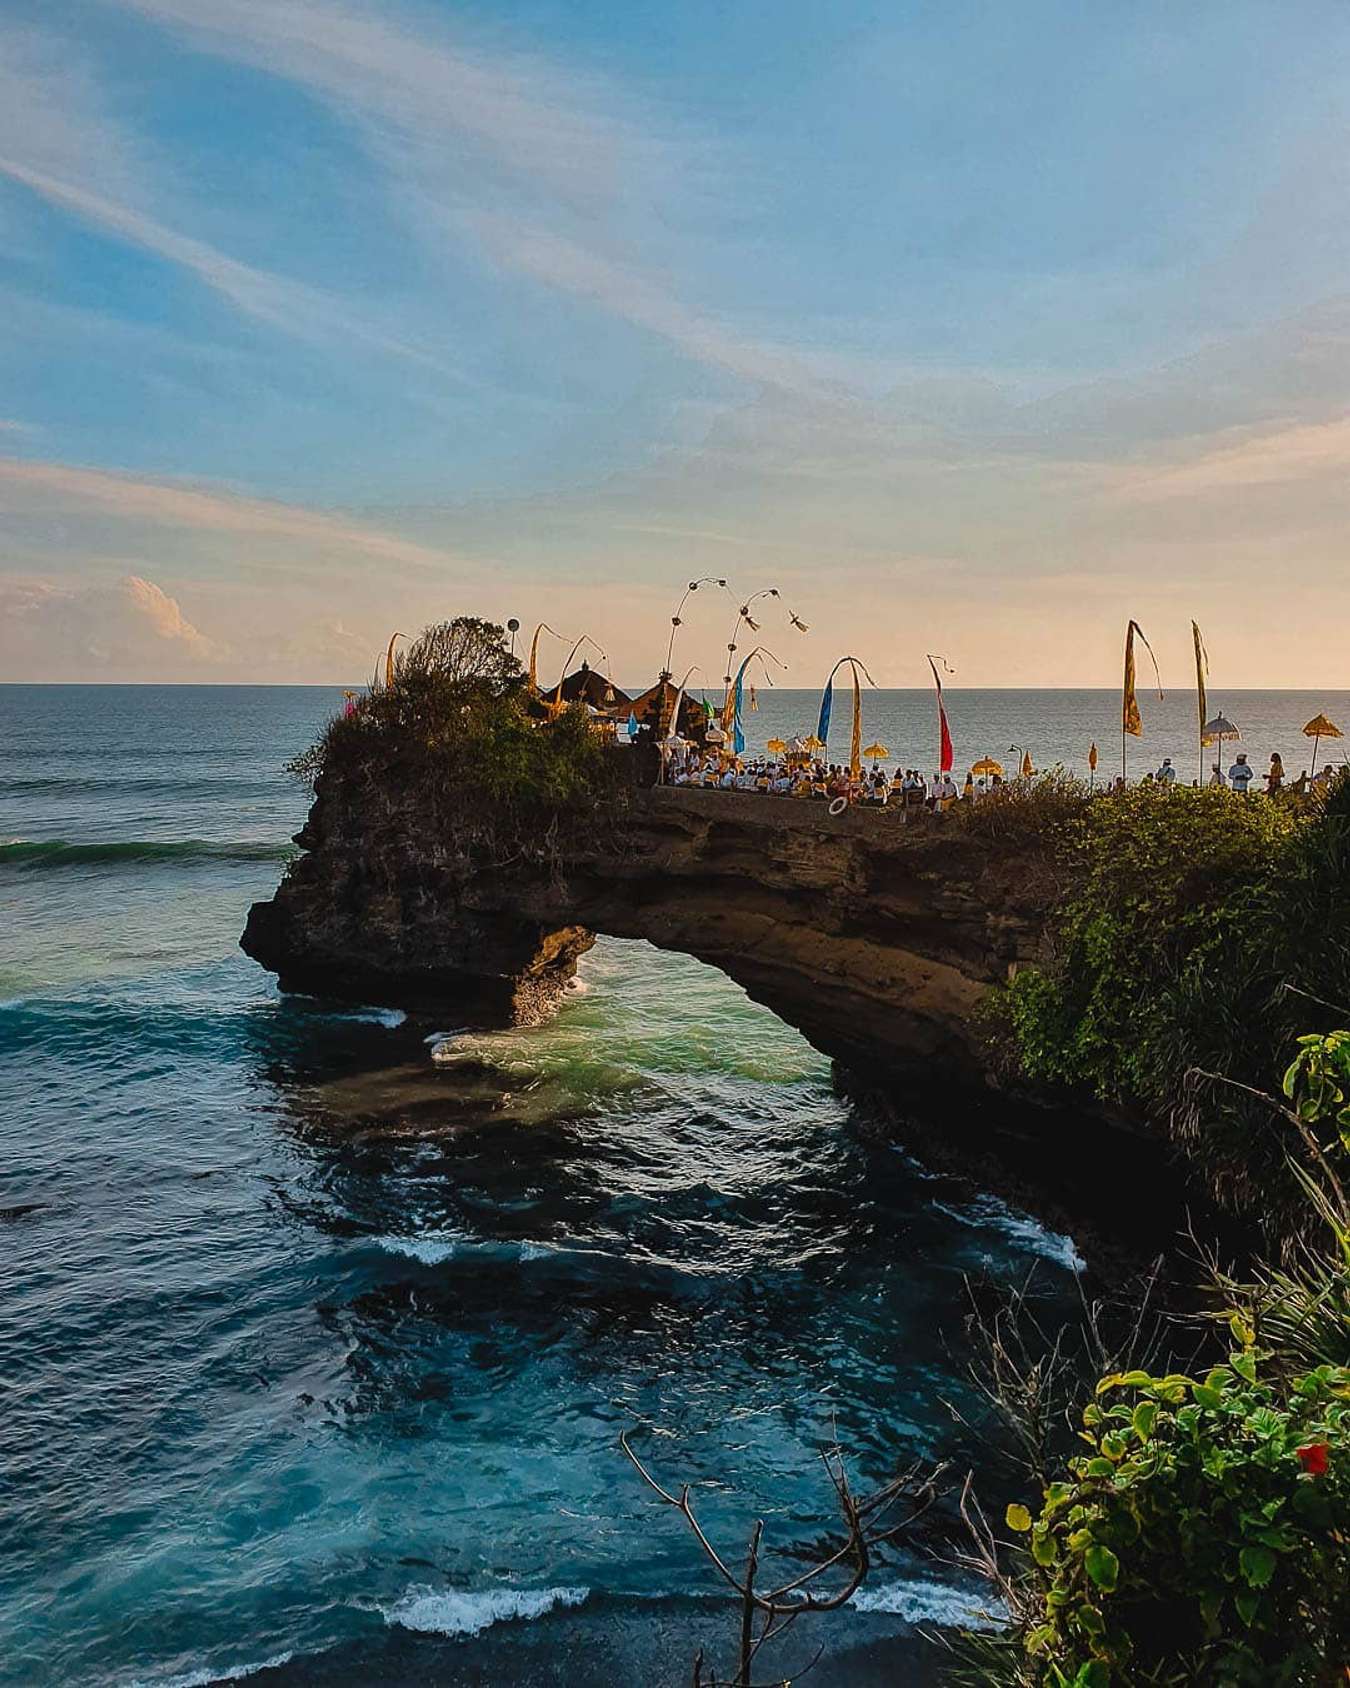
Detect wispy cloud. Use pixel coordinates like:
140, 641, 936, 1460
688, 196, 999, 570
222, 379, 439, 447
100, 0, 831, 392
1119, 415, 1350, 501
105, 0, 669, 208
0, 455, 464, 572
0, 153, 472, 384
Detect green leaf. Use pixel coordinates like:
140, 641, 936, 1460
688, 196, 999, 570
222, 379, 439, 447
1005, 1503, 1032, 1533
1229, 1311, 1255, 1348
1032, 1529, 1059, 1566
1230, 1350, 1257, 1385
1096, 1369, 1154, 1394
1084, 1544, 1119, 1592
1239, 1545, 1277, 1588
1131, 1401, 1158, 1440
1235, 1587, 1260, 1627
1192, 1384, 1225, 1411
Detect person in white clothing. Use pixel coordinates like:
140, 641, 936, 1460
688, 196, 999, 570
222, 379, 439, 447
1156, 758, 1176, 785
1229, 753, 1253, 792
1208, 763, 1226, 788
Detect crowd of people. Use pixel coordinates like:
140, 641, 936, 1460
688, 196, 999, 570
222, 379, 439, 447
664, 745, 976, 808
657, 740, 1345, 808
1122, 752, 1342, 795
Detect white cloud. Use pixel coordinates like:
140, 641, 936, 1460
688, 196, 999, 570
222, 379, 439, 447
0, 574, 221, 678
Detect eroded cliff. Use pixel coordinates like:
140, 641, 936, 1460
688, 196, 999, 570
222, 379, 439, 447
243, 779, 1056, 1086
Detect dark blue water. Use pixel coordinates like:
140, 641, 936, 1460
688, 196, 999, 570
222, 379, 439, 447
0, 686, 1101, 1686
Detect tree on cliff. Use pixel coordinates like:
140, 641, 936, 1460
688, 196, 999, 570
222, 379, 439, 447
287, 616, 628, 865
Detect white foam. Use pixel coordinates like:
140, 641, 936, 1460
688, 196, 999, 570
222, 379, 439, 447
933, 1197, 1085, 1273
132, 1650, 294, 1687
372, 1231, 461, 1264
354, 1007, 407, 1028
385, 1584, 589, 1638
850, 1577, 1002, 1629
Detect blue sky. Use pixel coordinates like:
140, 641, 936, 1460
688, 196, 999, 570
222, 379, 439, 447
2, 0, 1349, 682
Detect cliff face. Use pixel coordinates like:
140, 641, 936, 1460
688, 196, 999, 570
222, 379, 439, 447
243, 782, 1055, 1086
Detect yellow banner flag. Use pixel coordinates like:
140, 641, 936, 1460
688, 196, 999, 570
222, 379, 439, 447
1122, 619, 1162, 738
1123, 622, 1142, 737
1193, 621, 1214, 746
850, 662, 862, 778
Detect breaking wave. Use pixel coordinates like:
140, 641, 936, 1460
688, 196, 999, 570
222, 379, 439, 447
850, 1576, 1003, 1628
384, 1584, 590, 1637
131, 1649, 296, 1687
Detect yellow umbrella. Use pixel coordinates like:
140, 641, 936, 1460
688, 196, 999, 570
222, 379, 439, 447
802, 733, 825, 752
765, 737, 788, 754
862, 740, 889, 764
971, 756, 1003, 777
1303, 712, 1343, 777
1021, 750, 1034, 777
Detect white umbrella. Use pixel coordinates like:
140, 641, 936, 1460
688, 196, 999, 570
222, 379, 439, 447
1203, 714, 1240, 777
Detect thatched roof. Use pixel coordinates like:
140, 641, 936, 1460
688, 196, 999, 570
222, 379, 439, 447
629, 678, 711, 740
555, 662, 630, 711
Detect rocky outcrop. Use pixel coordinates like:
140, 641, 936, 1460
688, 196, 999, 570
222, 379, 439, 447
243, 781, 1056, 1087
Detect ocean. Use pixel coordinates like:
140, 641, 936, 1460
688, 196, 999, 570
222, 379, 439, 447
1, 683, 1338, 1687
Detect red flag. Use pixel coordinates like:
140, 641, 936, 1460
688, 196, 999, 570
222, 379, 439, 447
928, 655, 954, 773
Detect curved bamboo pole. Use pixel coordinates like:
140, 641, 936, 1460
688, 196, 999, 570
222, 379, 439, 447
665, 577, 730, 679
383, 631, 406, 689
817, 655, 877, 779
722, 588, 781, 693
721, 645, 787, 742
550, 634, 608, 716
528, 623, 566, 692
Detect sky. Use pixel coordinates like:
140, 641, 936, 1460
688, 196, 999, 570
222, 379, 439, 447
2, 0, 1349, 686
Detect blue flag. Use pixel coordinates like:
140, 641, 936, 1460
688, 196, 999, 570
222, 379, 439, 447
626, 711, 638, 738
817, 676, 834, 745
733, 668, 746, 754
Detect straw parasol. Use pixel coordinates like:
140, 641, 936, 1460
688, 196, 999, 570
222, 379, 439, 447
971, 756, 1003, 778
862, 740, 889, 765
1303, 712, 1343, 777
765, 737, 788, 755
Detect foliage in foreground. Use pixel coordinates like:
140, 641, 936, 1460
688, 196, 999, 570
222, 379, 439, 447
1003, 1351, 1349, 1685
956, 1037, 1350, 1688
287, 617, 628, 867
989, 777, 1350, 1222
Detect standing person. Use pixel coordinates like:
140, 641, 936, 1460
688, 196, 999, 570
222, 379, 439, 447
1209, 763, 1226, 788
1229, 752, 1254, 793
1266, 752, 1284, 795
1155, 757, 1177, 786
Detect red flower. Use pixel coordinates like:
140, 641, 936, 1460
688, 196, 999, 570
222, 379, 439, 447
1296, 1441, 1330, 1477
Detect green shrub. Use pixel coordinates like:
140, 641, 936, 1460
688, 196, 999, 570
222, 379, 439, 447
287, 616, 628, 867
991, 777, 1350, 1222
1005, 1349, 1350, 1686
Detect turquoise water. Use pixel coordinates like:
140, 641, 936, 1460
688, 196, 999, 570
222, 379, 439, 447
1, 686, 1102, 1686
